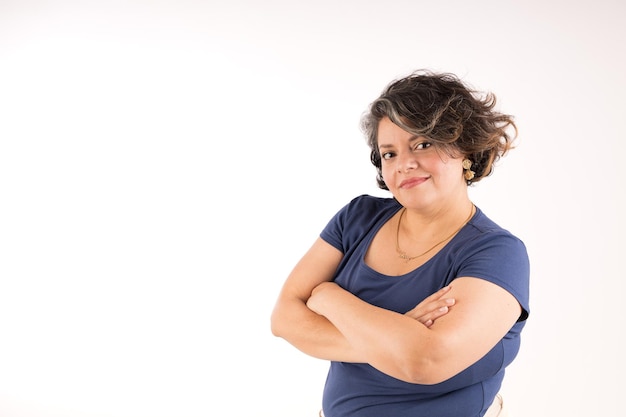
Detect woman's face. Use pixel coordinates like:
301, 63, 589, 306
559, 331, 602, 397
377, 117, 467, 209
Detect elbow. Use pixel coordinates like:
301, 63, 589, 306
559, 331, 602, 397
270, 319, 280, 337
407, 366, 451, 385
270, 321, 283, 338
399, 359, 452, 385
270, 313, 280, 337
395, 357, 442, 385
393, 341, 455, 385
270, 307, 287, 338
271, 296, 308, 339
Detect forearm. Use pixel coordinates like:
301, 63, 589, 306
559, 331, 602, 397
308, 283, 432, 382
271, 296, 367, 363
309, 279, 523, 385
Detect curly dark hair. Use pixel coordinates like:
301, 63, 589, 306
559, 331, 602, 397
361, 70, 518, 189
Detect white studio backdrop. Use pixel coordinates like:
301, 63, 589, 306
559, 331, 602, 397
0, 1, 624, 416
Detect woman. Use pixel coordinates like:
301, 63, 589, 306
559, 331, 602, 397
271, 70, 530, 417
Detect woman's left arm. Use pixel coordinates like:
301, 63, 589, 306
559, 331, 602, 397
306, 277, 521, 384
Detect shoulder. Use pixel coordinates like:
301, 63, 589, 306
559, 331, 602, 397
320, 194, 400, 252
455, 207, 530, 319
341, 194, 400, 217
331, 194, 401, 230
466, 208, 528, 255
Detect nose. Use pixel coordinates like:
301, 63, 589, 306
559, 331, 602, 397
396, 151, 418, 173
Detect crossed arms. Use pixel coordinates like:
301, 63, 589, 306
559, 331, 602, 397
270, 237, 521, 384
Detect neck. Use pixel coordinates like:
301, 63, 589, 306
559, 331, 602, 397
395, 201, 475, 263
402, 199, 474, 231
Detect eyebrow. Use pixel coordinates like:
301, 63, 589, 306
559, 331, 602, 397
378, 135, 421, 149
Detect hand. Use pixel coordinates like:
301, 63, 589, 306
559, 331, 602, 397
306, 281, 339, 315
404, 286, 455, 328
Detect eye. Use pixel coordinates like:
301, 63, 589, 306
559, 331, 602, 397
413, 141, 432, 151
381, 151, 395, 160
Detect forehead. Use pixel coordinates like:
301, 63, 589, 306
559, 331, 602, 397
377, 118, 421, 146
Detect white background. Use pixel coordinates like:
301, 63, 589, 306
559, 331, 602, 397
1, 1, 624, 416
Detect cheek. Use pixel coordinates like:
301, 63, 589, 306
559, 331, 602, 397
426, 159, 464, 184
380, 164, 395, 182
442, 162, 465, 182
431, 154, 460, 173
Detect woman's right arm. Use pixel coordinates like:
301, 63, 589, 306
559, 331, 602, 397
270, 237, 455, 362
270, 237, 365, 362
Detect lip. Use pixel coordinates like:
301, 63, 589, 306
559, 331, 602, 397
399, 177, 428, 189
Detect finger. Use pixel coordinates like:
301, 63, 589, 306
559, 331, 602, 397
405, 296, 455, 321
423, 297, 455, 314
417, 306, 447, 323
428, 304, 452, 321
422, 285, 452, 303
414, 298, 455, 324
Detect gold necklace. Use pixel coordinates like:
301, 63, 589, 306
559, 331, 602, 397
395, 205, 475, 262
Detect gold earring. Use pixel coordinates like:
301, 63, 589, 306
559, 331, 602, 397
462, 159, 475, 181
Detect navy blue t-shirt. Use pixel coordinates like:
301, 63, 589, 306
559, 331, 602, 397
319, 195, 530, 417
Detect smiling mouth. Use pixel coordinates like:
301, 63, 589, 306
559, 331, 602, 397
399, 177, 428, 188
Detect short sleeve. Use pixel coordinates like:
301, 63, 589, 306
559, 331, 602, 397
457, 231, 530, 321
320, 195, 401, 255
